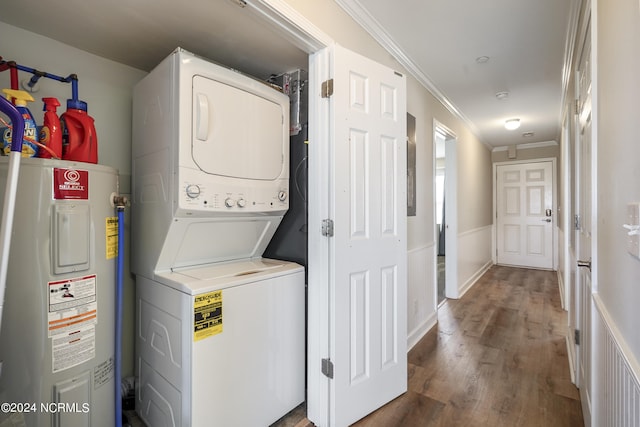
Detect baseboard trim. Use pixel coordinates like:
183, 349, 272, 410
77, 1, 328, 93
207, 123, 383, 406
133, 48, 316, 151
407, 311, 437, 351
458, 260, 493, 299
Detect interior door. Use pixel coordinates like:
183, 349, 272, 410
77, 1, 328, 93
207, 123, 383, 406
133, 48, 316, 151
309, 44, 408, 427
575, 19, 593, 424
496, 161, 554, 269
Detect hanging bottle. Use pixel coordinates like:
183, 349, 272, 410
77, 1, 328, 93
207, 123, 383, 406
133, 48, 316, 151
2, 88, 39, 157
39, 97, 63, 159
61, 98, 98, 163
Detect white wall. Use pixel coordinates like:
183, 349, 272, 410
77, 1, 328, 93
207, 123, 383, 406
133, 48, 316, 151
0, 23, 146, 186
0, 22, 147, 378
594, 0, 640, 377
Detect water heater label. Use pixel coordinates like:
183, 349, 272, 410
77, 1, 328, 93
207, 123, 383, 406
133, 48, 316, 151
47, 275, 98, 373
193, 291, 223, 342
52, 168, 89, 200
106, 217, 119, 259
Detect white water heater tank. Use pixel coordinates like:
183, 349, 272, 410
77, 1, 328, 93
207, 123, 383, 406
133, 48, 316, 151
0, 157, 118, 427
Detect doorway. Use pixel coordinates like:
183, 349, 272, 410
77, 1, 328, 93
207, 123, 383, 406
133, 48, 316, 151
495, 160, 555, 269
434, 130, 446, 304
433, 122, 458, 301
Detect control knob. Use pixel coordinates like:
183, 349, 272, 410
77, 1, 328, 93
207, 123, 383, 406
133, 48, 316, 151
225, 197, 236, 208
278, 191, 287, 202
185, 184, 201, 199
237, 198, 246, 208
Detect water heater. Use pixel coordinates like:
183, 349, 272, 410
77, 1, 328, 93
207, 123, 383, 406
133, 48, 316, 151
0, 157, 117, 427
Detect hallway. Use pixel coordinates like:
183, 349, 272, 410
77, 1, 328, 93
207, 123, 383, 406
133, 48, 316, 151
277, 265, 583, 426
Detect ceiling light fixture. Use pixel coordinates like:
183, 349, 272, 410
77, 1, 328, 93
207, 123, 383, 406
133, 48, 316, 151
522, 132, 535, 138
504, 118, 521, 130
475, 56, 490, 64
495, 91, 509, 100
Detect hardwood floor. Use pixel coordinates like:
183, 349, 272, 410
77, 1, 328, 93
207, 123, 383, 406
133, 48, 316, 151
275, 265, 584, 427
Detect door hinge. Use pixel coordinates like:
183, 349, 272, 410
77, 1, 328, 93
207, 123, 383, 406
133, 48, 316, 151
322, 219, 334, 237
321, 79, 334, 98
574, 329, 581, 346
321, 358, 334, 379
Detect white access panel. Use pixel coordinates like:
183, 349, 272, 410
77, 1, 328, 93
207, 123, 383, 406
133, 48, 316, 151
136, 260, 305, 427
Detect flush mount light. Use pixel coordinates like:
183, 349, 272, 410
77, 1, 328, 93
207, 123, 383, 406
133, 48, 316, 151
495, 91, 509, 100
522, 132, 535, 138
504, 118, 521, 130
475, 56, 490, 64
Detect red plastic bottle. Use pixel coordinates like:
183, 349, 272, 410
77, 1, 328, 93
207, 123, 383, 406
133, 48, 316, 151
61, 99, 98, 164
39, 97, 62, 159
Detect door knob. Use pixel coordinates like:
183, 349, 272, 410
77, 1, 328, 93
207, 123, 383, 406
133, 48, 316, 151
541, 218, 551, 222
577, 259, 592, 271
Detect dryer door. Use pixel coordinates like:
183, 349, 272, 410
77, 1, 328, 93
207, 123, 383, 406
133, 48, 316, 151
191, 75, 286, 181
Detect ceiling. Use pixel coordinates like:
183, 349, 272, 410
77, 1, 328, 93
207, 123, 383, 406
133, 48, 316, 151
0, 0, 309, 82
1, 0, 576, 148
338, 0, 578, 148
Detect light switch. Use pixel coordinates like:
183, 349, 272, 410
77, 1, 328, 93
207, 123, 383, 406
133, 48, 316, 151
625, 203, 640, 258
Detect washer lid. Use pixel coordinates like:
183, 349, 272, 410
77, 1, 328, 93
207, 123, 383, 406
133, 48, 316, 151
153, 258, 304, 294
177, 258, 284, 281
191, 75, 287, 181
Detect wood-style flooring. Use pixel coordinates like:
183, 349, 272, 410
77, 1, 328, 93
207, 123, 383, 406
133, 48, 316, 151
274, 265, 584, 427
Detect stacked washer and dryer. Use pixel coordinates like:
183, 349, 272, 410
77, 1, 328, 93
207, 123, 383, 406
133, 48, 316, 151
131, 48, 305, 427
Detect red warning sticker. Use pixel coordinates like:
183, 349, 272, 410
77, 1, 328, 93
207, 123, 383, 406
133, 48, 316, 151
53, 168, 89, 200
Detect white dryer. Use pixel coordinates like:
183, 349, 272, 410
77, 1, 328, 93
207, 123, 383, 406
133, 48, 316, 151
131, 48, 304, 427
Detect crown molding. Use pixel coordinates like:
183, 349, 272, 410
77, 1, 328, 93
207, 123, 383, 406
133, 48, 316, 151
334, 0, 488, 148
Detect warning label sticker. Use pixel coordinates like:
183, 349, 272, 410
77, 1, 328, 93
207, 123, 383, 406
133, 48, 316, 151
48, 275, 97, 373
106, 217, 118, 260
52, 324, 96, 374
194, 291, 223, 342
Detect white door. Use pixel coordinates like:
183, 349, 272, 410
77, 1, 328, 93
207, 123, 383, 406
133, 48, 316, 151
496, 161, 554, 269
308, 44, 408, 427
575, 19, 593, 425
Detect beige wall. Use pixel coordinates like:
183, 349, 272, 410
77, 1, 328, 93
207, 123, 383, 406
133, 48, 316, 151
285, 0, 494, 241
491, 143, 559, 164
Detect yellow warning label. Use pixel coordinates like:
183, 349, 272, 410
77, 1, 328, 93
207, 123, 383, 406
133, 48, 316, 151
106, 217, 118, 260
194, 291, 223, 342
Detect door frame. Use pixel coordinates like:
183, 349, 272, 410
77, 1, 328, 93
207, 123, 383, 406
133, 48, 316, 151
246, 2, 334, 425
432, 120, 459, 299
248, 2, 409, 426
492, 157, 558, 270
572, 2, 597, 423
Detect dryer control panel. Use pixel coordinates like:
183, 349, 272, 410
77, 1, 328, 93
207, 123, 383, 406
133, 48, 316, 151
180, 180, 287, 213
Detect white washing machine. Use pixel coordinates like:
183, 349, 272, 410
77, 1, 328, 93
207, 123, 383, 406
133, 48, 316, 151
131, 48, 305, 426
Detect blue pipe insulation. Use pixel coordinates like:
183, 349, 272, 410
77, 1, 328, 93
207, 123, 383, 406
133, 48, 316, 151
3, 61, 77, 86
115, 206, 125, 427
0, 59, 80, 105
